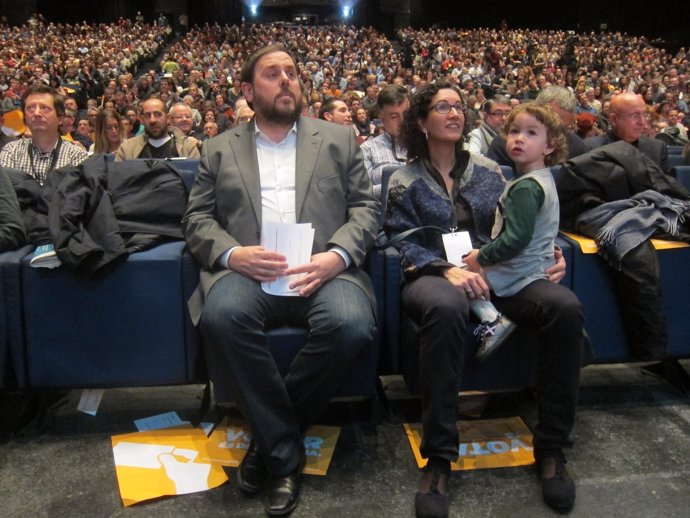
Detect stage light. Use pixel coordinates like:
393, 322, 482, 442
250, 4, 258, 17
342, 6, 351, 19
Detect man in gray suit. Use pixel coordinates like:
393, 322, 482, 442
183, 45, 379, 517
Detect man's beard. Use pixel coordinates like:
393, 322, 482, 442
254, 90, 303, 125
146, 124, 168, 139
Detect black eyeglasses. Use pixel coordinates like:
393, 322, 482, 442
428, 101, 466, 115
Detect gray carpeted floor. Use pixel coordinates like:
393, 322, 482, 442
2, 363, 690, 517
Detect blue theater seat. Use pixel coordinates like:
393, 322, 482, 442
0, 245, 33, 388
21, 240, 205, 388
668, 153, 685, 169
12, 157, 383, 404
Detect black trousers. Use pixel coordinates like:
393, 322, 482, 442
611, 240, 667, 360
200, 273, 376, 476
403, 276, 583, 461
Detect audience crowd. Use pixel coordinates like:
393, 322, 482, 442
2, 17, 690, 149
3, 14, 690, 518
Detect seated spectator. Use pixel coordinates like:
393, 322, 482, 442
575, 92, 598, 115
361, 84, 379, 113
0, 109, 18, 151
465, 95, 511, 155
383, 82, 580, 518
59, 108, 89, 150
115, 97, 200, 160
488, 86, 586, 168
586, 88, 602, 113
124, 106, 144, 137
234, 105, 255, 126
76, 116, 95, 144
213, 94, 234, 121
318, 99, 353, 126
575, 112, 600, 139
665, 109, 689, 144
182, 95, 203, 126
360, 84, 411, 198
120, 118, 133, 140
598, 99, 612, 133
584, 92, 668, 172
0, 84, 88, 184
0, 168, 26, 252
90, 109, 124, 155
0, 89, 14, 114
558, 126, 690, 361
202, 121, 218, 139
353, 107, 375, 141
203, 108, 230, 134
169, 102, 200, 140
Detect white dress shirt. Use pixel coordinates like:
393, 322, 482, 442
220, 121, 350, 269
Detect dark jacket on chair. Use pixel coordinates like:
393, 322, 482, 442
11, 154, 190, 275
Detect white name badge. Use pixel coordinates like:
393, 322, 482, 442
442, 231, 474, 266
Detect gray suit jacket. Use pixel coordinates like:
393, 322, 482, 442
183, 116, 380, 324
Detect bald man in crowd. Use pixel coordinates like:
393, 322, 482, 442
584, 92, 668, 171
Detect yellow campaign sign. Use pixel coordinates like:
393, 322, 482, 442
111, 427, 228, 507
204, 417, 340, 476
404, 416, 534, 471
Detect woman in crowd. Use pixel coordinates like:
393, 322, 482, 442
204, 107, 230, 134
90, 109, 125, 155
353, 107, 375, 141
383, 80, 583, 518
214, 93, 233, 121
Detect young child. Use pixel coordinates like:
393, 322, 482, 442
464, 102, 568, 361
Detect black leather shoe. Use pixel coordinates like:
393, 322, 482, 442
536, 449, 575, 513
237, 441, 266, 494
415, 457, 450, 518
261, 458, 305, 516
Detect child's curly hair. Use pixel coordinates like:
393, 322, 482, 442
503, 102, 568, 166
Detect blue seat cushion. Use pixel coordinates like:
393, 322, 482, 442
22, 241, 198, 388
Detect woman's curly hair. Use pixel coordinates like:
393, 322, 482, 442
401, 80, 465, 161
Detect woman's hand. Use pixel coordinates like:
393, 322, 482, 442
443, 266, 490, 300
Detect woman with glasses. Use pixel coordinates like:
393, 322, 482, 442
383, 81, 582, 518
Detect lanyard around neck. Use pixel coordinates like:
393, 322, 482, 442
28, 138, 62, 182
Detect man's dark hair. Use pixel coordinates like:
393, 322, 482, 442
377, 84, 410, 110
482, 95, 511, 113
318, 98, 341, 120
21, 83, 65, 117
240, 45, 299, 85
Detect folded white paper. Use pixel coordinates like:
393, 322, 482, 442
261, 222, 315, 296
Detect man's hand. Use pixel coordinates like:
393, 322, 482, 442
228, 246, 288, 282
285, 251, 346, 297
443, 266, 490, 300
546, 247, 566, 283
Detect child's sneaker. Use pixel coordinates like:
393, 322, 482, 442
474, 314, 517, 362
